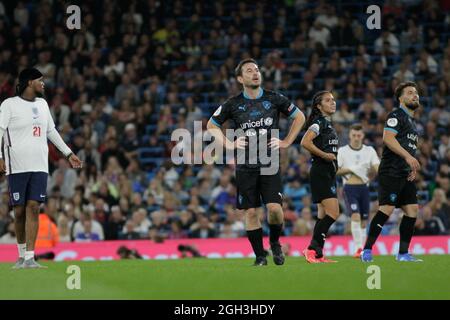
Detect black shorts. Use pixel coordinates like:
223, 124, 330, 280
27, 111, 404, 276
378, 174, 417, 207
343, 184, 370, 220
310, 163, 337, 204
8, 172, 48, 206
235, 170, 282, 209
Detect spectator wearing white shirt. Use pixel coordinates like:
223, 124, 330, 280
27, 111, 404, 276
393, 62, 415, 82
72, 212, 104, 241
415, 49, 438, 74
315, 6, 338, 29
375, 31, 400, 55
308, 21, 330, 49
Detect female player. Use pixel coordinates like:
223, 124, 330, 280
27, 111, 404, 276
300, 91, 340, 263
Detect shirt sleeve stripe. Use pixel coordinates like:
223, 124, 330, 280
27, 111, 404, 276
289, 108, 300, 119
209, 118, 222, 127
384, 127, 398, 134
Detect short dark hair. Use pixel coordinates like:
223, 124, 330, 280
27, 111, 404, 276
394, 81, 418, 103
235, 58, 258, 77
350, 123, 363, 131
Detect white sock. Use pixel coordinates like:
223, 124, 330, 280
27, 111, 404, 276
17, 243, 26, 258
351, 221, 363, 250
24, 251, 35, 261
361, 227, 367, 248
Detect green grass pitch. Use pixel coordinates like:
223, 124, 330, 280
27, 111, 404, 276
1, 256, 449, 299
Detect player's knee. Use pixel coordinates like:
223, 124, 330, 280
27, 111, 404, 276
245, 209, 258, 219
14, 206, 26, 221
266, 203, 282, 215
26, 201, 40, 214
245, 209, 258, 221
351, 214, 361, 222
379, 205, 395, 216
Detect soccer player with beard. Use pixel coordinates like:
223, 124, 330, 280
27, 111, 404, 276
361, 82, 423, 262
207, 59, 305, 266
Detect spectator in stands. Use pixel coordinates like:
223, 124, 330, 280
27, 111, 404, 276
119, 220, 141, 240
57, 214, 71, 243
0, 1, 448, 242
72, 213, 104, 241
35, 208, 59, 249
308, 21, 330, 49
48, 158, 78, 199
292, 207, 314, 236
74, 218, 103, 242
415, 206, 447, 235
105, 205, 126, 240
375, 30, 400, 55
0, 221, 16, 244
428, 189, 450, 231
190, 214, 216, 239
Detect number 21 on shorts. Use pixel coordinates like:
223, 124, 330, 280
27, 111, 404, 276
33, 125, 41, 137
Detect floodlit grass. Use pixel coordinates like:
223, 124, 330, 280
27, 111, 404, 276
1, 255, 449, 299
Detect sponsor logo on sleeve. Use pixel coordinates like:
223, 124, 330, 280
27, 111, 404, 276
387, 118, 398, 127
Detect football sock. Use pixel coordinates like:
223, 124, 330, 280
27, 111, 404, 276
399, 215, 417, 254
308, 215, 335, 258
364, 211, 390, 250
17, 243, 26, 258
351, 221, 363, 250
269, 224, 283, 244
247, 228, 265, 257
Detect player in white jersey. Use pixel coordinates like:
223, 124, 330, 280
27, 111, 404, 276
336, 123, 380, 257
0, 68, 82, 269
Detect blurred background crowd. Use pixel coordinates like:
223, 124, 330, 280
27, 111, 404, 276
0, 0, 449, 245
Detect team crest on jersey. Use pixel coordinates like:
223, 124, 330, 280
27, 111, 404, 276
262, 101, 271, 110
13, 193, 20, 201
390, 193, 397, 202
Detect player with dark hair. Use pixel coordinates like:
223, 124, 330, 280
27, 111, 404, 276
361, 81, 422, 262
207, 58, 305, 266
0, 68, 83, 268
301, 91, 339, 263
337, 123, 380, 257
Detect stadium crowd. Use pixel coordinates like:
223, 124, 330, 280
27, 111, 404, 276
0, 0, 449, 245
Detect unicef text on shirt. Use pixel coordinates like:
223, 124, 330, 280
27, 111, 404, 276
240, 117, 273, 130
170, 122, 280, 175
